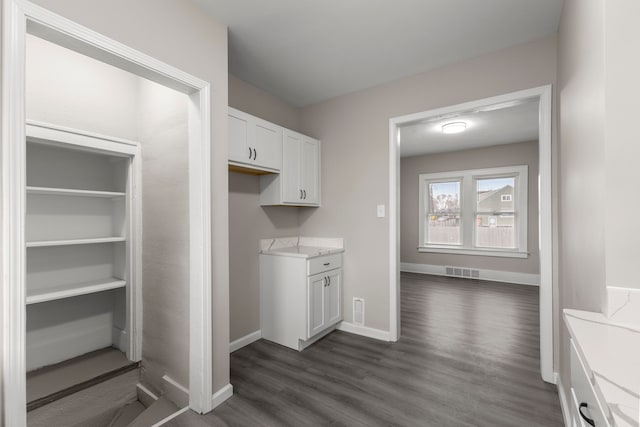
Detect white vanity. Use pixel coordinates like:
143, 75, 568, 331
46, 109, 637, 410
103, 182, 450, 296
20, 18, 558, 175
260, 237, 344, 351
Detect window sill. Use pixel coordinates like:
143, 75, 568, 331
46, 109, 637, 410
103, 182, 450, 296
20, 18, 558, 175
417, 246, 529, 259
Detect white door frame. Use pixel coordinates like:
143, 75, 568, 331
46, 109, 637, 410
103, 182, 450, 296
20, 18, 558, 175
388, 85, 554, 383
2, 1, 214, 424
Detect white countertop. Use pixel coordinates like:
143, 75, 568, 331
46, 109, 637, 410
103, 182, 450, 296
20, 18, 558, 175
259, 236, 344, 259
260, 245, 344, 259
564, 309, 640, 427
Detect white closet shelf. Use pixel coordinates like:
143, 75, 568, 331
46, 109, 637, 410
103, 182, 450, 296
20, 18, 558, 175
26, 237, 126, 247
26, 278, 126, 305
26, 186, 125, 198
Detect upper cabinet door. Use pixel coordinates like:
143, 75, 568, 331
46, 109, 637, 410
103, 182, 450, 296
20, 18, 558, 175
300, 136, 320, 204
282, 130, 303, 203
228, 107, 282, 172
228, 109, 251, 164
253, 118, 282, 171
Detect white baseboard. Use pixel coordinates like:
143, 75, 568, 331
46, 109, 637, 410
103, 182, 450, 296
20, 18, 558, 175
211, 383, 233, 409
400, 262, 540, 286
151, 406, 190, 427
136, 383, 159, 408
229, 330, 262, 353
555, 373, 571, 427
162, 374, 189, 408
337, 321, 391, 341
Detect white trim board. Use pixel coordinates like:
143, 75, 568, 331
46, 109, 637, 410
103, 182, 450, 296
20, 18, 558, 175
400, 263, 540, 286
337, 321, 391, 342
162, 374, 190, 408
389, 85, 555, 384
211, 384, 233, 410
555, 374, 572, 427
229, 330, 262, 353
150, 406, 190, 427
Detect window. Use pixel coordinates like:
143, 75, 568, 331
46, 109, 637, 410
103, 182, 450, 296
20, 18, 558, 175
418, 165, 528, 258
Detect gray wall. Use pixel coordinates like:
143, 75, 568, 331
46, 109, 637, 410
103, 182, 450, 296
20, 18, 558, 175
298, 35, 557, 332
138, 79, 190, 394
557, 0, 640, 402
603, 2, 640, 290
228, 76, 301, 341
401, 141, 539, 274
557, 0, 606, 397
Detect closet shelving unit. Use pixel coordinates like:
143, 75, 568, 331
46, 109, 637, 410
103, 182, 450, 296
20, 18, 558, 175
25, 121, 141, 371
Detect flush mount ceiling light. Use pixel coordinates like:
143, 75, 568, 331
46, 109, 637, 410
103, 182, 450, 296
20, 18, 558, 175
441, 121, 467, 134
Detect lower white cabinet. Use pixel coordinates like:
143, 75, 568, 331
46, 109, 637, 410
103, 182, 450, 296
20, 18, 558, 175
307, 268, 342, 338
570, 339, 610, 427
261, 251, 343, 351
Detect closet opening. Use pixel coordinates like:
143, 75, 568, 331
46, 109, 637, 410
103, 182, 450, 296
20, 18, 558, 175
2, 2, 213, 425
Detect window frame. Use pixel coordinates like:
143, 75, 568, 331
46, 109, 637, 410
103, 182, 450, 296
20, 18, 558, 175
418, 165, 528, 258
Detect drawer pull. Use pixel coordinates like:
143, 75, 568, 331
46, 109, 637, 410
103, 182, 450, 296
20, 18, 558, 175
323, 262, 330, 266
579, 403, 595, 427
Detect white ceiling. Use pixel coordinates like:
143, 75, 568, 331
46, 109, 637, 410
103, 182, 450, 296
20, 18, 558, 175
399, 99, 540, 157
191, 0, 563, 107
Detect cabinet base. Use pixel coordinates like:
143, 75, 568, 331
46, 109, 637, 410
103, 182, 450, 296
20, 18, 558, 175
262, 325, 338, 352
297, 326, 337, 351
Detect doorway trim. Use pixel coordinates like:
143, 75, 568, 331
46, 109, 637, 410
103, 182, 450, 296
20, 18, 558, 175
388, 85, 554, 383
2, 0, 214, 424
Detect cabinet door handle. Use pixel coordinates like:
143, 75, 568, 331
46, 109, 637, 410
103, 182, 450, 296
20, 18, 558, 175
322, 277, 326, 287
299, 189, 303, 199
248, 147, 252, 159
579, 403, 595, 427
253, 148, 257, 160
328, 276, 331, 286
303, 189, 307, 199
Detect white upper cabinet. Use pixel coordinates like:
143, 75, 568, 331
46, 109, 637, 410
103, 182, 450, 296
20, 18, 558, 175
228, 107, 282, 172
261, 129, 320, 207
228, 107, 321, 207
300, 136, 320, 204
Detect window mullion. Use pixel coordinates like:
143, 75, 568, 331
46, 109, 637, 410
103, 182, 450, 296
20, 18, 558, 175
461, 174, 474, 248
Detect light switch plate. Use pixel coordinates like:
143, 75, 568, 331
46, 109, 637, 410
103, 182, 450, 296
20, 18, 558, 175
377, 204, 385, 218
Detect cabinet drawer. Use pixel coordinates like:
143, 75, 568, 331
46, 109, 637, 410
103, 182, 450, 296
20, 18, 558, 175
308, 253, 342, 276
570, 339, 610, 426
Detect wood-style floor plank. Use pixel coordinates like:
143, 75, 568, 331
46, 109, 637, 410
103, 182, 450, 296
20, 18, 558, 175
168, 273, 563, 426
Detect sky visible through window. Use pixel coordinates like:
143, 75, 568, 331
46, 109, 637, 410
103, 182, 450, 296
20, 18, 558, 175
430, 182, 460, 197
477, 177, 514, 192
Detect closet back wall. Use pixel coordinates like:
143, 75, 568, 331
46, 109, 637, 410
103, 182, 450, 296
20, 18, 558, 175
26, 35, 190, 394
228, 76, 301, 342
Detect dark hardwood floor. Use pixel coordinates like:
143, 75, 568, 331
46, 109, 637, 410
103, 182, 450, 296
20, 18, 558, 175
168, 273, 563, 426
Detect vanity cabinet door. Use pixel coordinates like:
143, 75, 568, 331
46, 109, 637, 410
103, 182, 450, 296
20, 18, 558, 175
307, 273, 326, 338
325, 269, 342, 326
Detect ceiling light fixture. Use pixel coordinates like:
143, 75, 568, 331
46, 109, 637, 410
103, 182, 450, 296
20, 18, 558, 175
441, 122, 467, 134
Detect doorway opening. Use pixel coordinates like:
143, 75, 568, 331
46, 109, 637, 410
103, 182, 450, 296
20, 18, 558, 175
2, 1, 213, 425
388, 86, 554, 383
